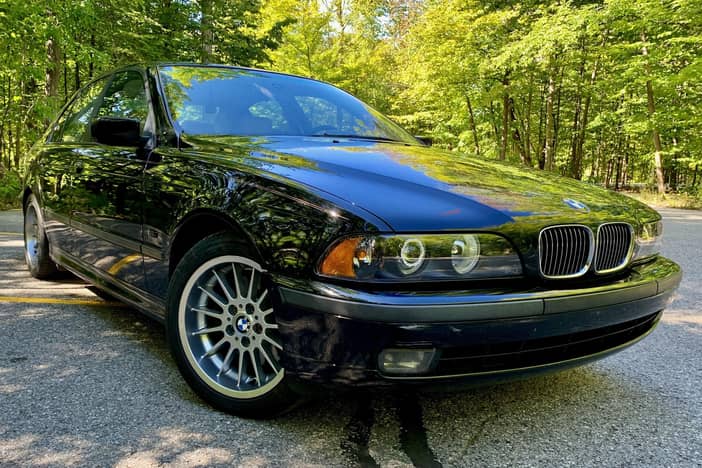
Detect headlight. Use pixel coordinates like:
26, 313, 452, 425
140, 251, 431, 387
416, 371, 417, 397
633, 220, 663, 261
318, 233, 522, 282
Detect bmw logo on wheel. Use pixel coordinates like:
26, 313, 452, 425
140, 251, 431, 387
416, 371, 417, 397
236, 316, 250, 333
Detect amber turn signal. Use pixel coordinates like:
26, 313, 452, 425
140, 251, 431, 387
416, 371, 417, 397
319, 237, 361, 278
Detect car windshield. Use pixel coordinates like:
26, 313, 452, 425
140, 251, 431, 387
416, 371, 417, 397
158, 65, 417, 144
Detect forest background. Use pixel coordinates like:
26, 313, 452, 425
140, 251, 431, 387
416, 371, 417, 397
0, 0, 700, 207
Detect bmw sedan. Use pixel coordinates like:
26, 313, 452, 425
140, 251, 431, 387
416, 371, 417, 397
23, 63, 681, 417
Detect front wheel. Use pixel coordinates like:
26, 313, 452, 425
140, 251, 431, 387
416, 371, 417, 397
166, 233, 299, 417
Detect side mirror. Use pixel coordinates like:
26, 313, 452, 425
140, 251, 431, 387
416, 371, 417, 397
91, 117, 146, 147
415, 135, 433, 147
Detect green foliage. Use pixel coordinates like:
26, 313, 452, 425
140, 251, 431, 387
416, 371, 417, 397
0, 0, 700, 197
0, 169, 22, 209
0, 0, 284, 177
260, 0, 702, 193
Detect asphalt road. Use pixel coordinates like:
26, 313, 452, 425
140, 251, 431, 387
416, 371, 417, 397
0, 208, 700, 467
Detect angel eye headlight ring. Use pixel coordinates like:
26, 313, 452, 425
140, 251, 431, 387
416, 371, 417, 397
399, 238, 425, 275
451, 235, 480, 274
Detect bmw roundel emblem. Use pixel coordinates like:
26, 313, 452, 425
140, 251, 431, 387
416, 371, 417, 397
563, 198, 590, 212
236, 316, 250, 333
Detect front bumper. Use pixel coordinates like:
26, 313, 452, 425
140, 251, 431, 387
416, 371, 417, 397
274, 256, 681, 387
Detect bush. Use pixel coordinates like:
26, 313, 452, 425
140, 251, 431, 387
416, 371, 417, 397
0, 169, 22, 210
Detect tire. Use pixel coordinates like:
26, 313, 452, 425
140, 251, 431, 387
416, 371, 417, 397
166, 232, 299, 418
23, 194, 59, 279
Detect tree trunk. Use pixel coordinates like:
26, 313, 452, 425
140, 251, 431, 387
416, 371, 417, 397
500, 74, 510, 161
569, 39, 586, 179
489, 102, 499, 144
552, 66, 564, 166
510, 98, 530, 166
537, 81, 546, 169
89, 34, 95, 78
14, 120, 21, 169
525, 73, 533, 166
543, 71, 556, 171
574, 59, 599, 180
573, 36, 606, 180
466, 94, 480, 156
63, 58, 68, 100
45, 38, 61, 97
0, 76, 8, 167
74, 61, 80, 93
7, 127, 13, 169
201, 0, 215, 63
641, 31, 666, 194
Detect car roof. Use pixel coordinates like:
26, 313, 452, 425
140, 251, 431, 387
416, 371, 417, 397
116, 62, 328, 86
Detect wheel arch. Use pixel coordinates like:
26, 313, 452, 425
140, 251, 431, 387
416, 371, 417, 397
168, 209, 263, 277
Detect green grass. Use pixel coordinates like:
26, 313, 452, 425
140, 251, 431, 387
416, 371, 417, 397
626, 190, 702, 210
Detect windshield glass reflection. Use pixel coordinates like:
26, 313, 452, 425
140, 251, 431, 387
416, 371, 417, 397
158, 65, 417, 144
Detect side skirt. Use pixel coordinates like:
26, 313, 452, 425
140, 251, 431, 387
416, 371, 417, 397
50, 246, 166, 323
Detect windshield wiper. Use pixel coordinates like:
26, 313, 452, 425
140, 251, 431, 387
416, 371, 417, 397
310, 133, 402, 143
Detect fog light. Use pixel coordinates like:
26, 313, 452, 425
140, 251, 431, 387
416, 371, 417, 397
378, 348, 436, 375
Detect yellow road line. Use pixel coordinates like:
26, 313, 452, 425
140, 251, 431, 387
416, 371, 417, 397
0, 232, 21, 236
0, 296, 126, 307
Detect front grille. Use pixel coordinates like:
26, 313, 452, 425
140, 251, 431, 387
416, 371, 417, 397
435, 311, 661, 376
595, 223, 633, 273
538, 225, 593, 278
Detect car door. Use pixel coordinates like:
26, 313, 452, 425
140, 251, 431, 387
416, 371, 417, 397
35, 77, 109, 258
68, 69, 152, 293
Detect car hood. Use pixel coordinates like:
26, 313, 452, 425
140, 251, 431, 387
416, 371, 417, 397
187, 136, 657, 232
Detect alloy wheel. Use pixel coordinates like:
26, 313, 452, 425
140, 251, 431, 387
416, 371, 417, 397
178, 255, 284, 399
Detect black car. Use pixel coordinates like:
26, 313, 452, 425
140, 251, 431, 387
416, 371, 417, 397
23, 63, 681, 417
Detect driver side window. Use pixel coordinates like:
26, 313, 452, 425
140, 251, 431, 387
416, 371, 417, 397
97, 71, 149, 129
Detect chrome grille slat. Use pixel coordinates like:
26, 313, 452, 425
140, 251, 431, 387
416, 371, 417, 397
595, 223, 633, 273
557, 229, 564, 276
563, 229, 575, 274
539, 225, 593, 279
561, 228, 568, 276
